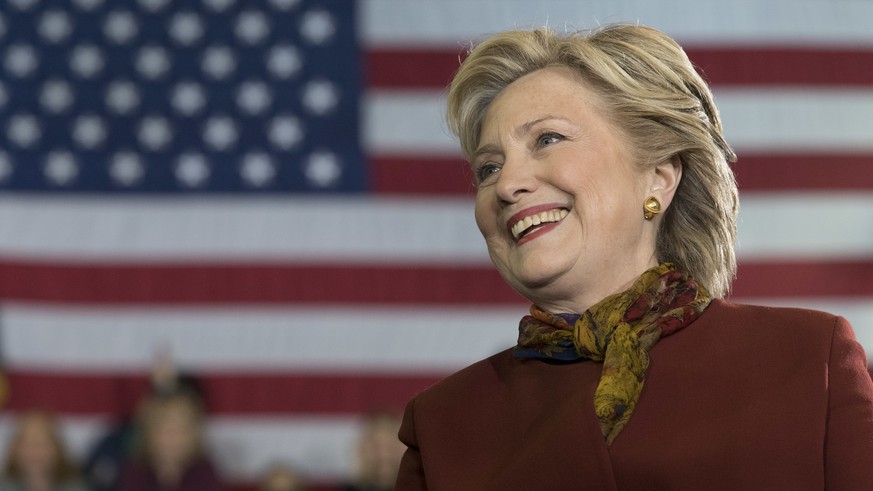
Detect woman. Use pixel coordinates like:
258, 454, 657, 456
115, 390, 223, 491
395, 24, 873, 490
0, 410, 90, 491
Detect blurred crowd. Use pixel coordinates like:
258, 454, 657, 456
0, 357, 405, 491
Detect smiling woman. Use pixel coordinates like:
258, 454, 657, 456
395, 24, 873, 491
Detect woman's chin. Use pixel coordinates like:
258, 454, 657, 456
503, 263, 573, 298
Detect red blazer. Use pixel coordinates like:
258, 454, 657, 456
395, 300, 873, 490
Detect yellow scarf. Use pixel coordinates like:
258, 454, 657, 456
514, 263, 711, 444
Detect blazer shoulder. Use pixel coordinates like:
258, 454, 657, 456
685, 299, 854, 365
706, 298, 845, 336
410, 347, 515, 409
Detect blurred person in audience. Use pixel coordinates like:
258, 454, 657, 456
343, 411, 404, 491
259, 463, 303, 491
83, 351, 204, 491
0, 410, 90, 491
114, 389, 223, 491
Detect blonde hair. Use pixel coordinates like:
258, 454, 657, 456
447, 24, 739, 297
4, 410, 80, 483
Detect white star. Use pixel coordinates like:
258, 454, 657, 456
268, 115, 303, 150
304, 151, 342, 189
266, 44, 302, 79
0, 152, 13, 183
203, 0, 235, 12
109, 151, 145, 186
136, 45, 171, 80
44, 151, 78, 186
39, 10, 73, 43
73, 0, 104, 11
5, 44, 38, 78
240, 152, 276, 187
203, 116, 238, 151
8, 0, 38, 11
201, 46, 237, 80
72, 115, 107, 149
301, 79, 339, 116
137, 0, 170, 13
269, 0, 302, 11
171, 82, 206, 116
175, 152, 210, 188
41, 80, 75, 114
7, 114, 41, 148
235, 10, 270, 45
300, 9, 336, 45
70, 44, 105, 79
106, 80, 140, 115
237, 80, 271, 115
169, 12, 204, 46
138, 116, 173, 151
104, 11, 138, 45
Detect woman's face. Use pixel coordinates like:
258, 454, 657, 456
146, 400, 199, 466
473, 66, 668, 312
13, 414, 59, 477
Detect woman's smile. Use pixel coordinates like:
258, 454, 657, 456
507, 205, 570, 242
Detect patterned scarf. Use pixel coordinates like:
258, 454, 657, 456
514, 263, 711, 445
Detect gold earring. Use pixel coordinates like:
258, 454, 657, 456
643, 196, 662, 220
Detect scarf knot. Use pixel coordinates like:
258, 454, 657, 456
513, 263, 710, 444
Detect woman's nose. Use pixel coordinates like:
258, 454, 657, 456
494, 156, 537, 204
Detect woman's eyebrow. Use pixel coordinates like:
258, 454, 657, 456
513, 115, 573, 138
471, 142, 502, 162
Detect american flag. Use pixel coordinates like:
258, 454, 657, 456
0, 0, 872, 487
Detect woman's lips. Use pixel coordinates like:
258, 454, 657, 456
506, 205, 570, 241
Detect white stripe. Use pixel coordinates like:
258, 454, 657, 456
363, 91, 456, 155
208, 416, 359, 482
0, 414, 362, 482
4, 298, 873, 370
365, 89, 873, 155
717, 89, 873, 152
0, 195, 488, 263
1, 194, 872, 260
362, 0, 873, 47
735, 193, 873, 259
0, 304, 522, 371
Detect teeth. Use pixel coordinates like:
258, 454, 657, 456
511, 208, 569, 239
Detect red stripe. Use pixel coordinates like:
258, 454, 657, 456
366, 48, 873, 89
1, 259, 872, 304
734, 153, 873, 191
0, 259, 524, 305
6, 370, 443, 416
686, 47, 873, 87
366, 50, 464, 89
372, 154, 873, 195
371, 156, 474, 195
731, 260, 873, 298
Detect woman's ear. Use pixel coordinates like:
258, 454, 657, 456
650, 155, 682, 209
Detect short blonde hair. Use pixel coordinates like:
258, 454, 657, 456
447, 24, 738, 297
5, 410, 79, 483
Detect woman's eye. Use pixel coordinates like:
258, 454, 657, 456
476, 163, 500, 183
536, 132, 564, 147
